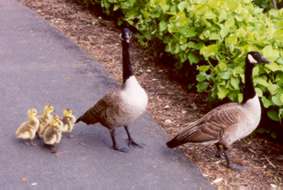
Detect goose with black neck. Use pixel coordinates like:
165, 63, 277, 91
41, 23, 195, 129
166, 51, 269, 170
76, 28, 148, 152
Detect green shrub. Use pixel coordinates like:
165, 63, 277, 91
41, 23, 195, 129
84, 0, 283, 122
252, 0, 283, 10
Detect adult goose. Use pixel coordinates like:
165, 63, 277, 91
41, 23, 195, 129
76, 28, 148, 152
166, 51, 269, 170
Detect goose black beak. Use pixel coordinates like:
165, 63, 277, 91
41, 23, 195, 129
260, 56, 270, 64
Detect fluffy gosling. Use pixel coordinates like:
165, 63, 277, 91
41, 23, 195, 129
37, 104, 55, 138
42, 115, 63, 153
16, 108, 40, 145
61, 108, 76, 138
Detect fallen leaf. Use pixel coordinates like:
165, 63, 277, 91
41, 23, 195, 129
212, 178, 223, 184
21, 176, 28, 183
164, 119, 173, 125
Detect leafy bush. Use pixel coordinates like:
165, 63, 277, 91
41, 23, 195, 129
253, 0, 283, 10
83, 0, 283, 122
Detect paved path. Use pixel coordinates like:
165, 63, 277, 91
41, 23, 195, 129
0, 1, 212, 189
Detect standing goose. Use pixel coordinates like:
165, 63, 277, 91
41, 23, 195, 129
76, 28, 148, 152
166, 51, 269, 170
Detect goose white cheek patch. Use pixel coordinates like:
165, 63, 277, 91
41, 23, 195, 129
248, 54, 258, 64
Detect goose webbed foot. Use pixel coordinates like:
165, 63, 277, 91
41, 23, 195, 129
227, 163, 245, 172
216, 143, 244, 172
124, 126, 143, 148
128, 139, 143, 148
222, 147, 245, 172
110, 129, 129, 153
112, 145, 129, 153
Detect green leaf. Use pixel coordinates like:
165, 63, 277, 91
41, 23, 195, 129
276, 57, 283, 65
196, 73, 208, 82
265, 63, 283, 72
255, 87, 263, 97
278, 108, 283, 119
217, 86, 229, 99
197, 82, 209, 92
185, 28, 198, 38
272, 93, 283, 106
276, 73, 283, 85
177, 2, 188, 11
254, 77, 269, 87
187, 42, 204, 50
221, 71, 231, 80
261, 96, 272, 108
188, 52, 200, 64
267, 110, 280, 122
198, 65, 210, 72
267, 84, 279, 95
237, 93, 243, 103
273, 29, 283, 41
230, 77, 240, 89
262, 45, 280, 61
159, 21, 167, 32
200, 44, 219, 58
217, 62, 227, 71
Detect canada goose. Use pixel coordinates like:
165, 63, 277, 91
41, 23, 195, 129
37, 104, 55, 138
62, 108, 76, 138
166, 51, 269, 170
16, 108, 40, 145
76, 28, 148, 152
42, 115, 64, 153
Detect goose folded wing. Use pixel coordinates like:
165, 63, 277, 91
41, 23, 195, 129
186, 103, 242, 143
82, 92, 120, 123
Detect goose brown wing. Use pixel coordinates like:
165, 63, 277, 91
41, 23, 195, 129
167, 103, 242, 147
188, 103, 242, 142
77, 92, 120, 125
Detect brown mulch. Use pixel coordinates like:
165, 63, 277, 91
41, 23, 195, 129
21, 0, 283, 188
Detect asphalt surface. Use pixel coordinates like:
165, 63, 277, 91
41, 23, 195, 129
0, 0, 213, 189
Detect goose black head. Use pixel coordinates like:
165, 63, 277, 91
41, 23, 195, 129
121, 28, 132, 43
246, 51, 270, 65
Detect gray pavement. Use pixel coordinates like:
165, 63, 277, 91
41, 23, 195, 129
0, 0, 212, 189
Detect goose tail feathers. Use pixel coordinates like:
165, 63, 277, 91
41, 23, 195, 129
166, 128, 193, 148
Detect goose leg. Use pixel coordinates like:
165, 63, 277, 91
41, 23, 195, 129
215, 143, 223, 158
110, 129, 129, 153
124, 126, 143, 148
219, 145, 245, 172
